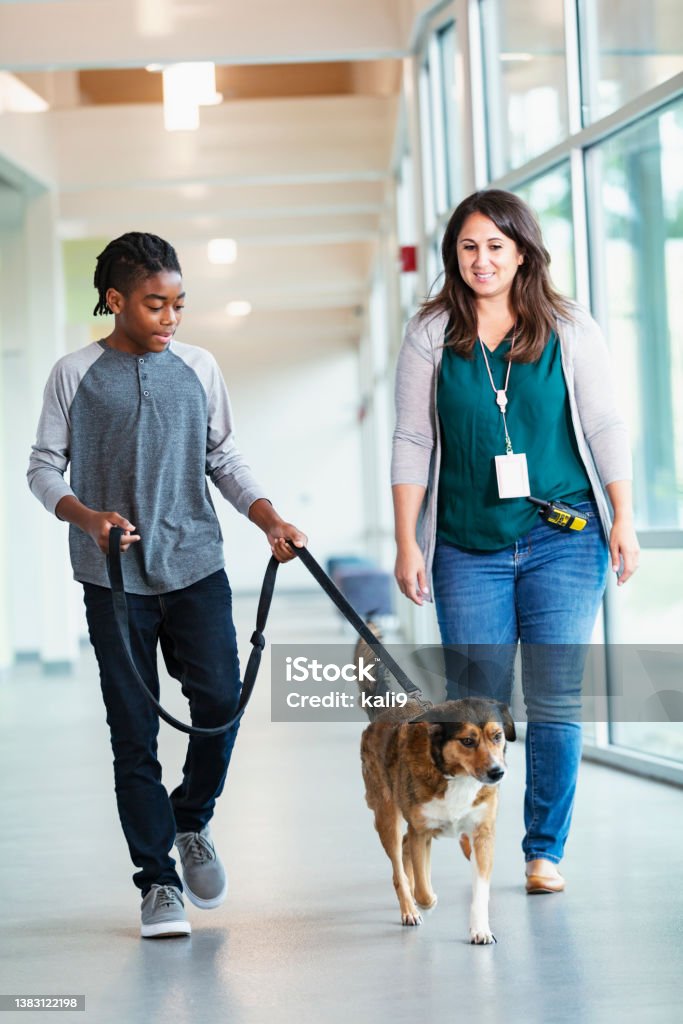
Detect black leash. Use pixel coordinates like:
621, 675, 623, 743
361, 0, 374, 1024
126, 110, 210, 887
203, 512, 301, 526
107, 528, 430, 737
107, 527, 277, 737
289, 542, 431, 710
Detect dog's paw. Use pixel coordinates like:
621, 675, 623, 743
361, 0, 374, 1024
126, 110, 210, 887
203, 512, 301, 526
415, 893, 438, 910
469, 928, 497, 945
401, 909, 423, 926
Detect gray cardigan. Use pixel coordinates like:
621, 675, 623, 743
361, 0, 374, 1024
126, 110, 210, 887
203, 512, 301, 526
391, 304, 632, 595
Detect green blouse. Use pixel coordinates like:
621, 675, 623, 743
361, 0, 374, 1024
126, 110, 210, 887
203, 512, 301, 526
436, 330, 593, 551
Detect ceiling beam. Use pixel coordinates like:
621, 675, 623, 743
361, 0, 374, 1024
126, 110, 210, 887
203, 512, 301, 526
0, 0, 409, 71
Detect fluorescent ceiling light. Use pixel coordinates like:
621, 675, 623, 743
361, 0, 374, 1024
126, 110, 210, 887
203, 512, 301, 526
0, 72, 49, 113
226, 301, 252, 318
190, 62, 223, 106
163, 65, 200, 131
500, 52, 534, 62
208, 239, 237, 264
162, 62, 222, 132
163, 97, 200, 132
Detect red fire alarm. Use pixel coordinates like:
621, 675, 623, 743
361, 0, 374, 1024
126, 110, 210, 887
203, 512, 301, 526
399, 245, 417, 273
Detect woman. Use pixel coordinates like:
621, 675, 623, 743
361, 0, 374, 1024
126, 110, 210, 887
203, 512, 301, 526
391, 190, 639, 893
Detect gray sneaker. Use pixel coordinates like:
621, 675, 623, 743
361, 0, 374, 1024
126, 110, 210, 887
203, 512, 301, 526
175, 826, 227, 909
140, 884, 191, 939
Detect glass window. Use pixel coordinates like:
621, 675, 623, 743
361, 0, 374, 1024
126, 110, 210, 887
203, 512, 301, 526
419, 19, 461, 232
396, 149, 419, 324
419, 60, 437, 235
586, 99, 683, 530
437, 21, 462, 207
426, 238, 441, 298
608, 548, 683, 644
515, 163, 575, 299
480, 0, 569, 176
610, 724, 683, 764
579, 0, 683, 125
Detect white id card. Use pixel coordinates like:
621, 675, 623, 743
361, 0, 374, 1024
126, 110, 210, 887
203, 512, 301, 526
495, 452, 530, 498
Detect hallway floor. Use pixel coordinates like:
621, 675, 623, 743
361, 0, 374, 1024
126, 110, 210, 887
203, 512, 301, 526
2, 590, 681, 1024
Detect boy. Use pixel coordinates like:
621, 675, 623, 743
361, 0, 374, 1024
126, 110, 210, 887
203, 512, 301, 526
27, 232, 306, 938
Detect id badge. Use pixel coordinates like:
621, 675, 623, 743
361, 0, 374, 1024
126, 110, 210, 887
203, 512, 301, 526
495, 452, 530, 498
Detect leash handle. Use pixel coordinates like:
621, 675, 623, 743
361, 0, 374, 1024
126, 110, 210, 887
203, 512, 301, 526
107, 526, 278, 737
286, 540, 431, 709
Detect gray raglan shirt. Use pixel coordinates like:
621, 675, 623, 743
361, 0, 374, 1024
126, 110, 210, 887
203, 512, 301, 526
27, 339, 268, 594
391, 303, 633, 596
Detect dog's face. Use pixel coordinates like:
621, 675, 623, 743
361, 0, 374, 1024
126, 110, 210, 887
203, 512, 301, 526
416, 699, 516, 786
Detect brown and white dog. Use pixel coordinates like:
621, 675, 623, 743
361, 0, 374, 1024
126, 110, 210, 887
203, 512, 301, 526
356, 631, 515, 944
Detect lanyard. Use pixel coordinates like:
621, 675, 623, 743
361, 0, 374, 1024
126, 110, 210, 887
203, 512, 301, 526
479, 326, 517, 454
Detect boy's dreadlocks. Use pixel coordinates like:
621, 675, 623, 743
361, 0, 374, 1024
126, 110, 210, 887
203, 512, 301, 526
93, 232, 182, 316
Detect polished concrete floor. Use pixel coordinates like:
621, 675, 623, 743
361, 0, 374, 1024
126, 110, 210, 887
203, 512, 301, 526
2, 590, 682, 1024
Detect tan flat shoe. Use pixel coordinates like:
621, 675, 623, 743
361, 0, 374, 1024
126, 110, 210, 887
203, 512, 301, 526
525, 872, 565, 894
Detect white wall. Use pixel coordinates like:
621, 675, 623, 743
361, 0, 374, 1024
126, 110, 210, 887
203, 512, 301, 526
211, 344, 366, 593
0, 187, 80, 665
0, 112, 55, 189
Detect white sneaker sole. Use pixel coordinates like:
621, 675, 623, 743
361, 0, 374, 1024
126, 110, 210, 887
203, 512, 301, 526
182, 878, 228, 910
141, 919, 192, 939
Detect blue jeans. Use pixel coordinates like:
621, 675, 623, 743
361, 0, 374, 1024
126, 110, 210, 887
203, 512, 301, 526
83, 569, 241, 895
432, 502, 609, 864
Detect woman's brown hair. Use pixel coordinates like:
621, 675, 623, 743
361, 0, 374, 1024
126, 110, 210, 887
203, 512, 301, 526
419, 189, 575, 363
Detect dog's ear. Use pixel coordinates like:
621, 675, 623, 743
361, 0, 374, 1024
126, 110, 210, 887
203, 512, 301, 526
498, 703, 516, 741
409, 710, 444, 728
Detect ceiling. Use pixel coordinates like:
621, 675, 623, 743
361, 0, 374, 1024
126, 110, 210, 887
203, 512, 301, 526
72, 62, 402, 106
0, 0, 438, 362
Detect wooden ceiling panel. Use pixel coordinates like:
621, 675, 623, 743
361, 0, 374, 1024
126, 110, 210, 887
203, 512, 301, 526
77, 60, 401, 107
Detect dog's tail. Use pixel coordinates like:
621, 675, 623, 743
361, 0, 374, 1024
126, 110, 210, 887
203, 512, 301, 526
354, 621, 393, 722
354, 621, 424, 723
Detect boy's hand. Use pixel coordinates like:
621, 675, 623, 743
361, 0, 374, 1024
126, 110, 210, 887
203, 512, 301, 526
55, 496, 140, 554
248, 498, 307, 563
87, 511, 141, 554
266, 522, 308, 563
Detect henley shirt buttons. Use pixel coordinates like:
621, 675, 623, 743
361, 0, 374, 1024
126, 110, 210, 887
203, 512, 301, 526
138, 358, 145, 364
143, 391, 150, 397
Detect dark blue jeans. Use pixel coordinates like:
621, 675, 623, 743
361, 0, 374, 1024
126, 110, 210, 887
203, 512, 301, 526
83, 569, 241, 895
432, 502, 609, 864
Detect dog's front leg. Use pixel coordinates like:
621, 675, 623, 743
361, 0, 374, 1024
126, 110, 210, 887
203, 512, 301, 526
468, 824, 496, 945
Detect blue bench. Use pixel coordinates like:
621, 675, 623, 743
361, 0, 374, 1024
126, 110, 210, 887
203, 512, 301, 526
330, 563, 394, 620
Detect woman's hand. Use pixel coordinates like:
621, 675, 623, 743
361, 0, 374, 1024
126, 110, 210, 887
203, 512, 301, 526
395, 540, 429, 605
609, 515, 640, 586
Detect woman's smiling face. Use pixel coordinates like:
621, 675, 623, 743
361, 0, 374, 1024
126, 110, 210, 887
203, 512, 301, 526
456, 212, 524, 303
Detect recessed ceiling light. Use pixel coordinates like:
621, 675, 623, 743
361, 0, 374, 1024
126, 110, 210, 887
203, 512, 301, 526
500, 52, 534, 62
161, 63, 220, 132
226, 301, 252, 318
208, 239, 237, 264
